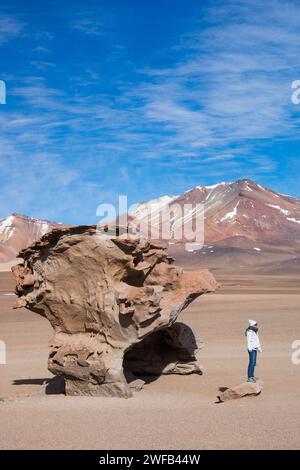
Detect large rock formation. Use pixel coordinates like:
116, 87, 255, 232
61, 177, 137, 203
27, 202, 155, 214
12, 225, 218, 397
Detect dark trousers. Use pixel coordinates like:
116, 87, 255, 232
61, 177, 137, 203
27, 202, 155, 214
247, 349, 257, 379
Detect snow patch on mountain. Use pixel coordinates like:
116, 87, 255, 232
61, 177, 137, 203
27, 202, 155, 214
0, 215, 15, 242
39, 222, 50, 235
220, 203, 238, 222
266, 204, 289, 215
196, 182, 230, 191
130, 195, 176, 225
287, 217, 300, 224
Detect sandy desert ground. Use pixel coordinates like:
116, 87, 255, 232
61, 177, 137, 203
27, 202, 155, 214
0, 271, 300, 450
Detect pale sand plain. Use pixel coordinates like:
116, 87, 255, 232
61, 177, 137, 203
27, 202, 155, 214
0, 272, 300, 450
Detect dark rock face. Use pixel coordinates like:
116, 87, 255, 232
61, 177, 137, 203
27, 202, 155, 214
124, 322, 203, 377
12, 225, 218, 397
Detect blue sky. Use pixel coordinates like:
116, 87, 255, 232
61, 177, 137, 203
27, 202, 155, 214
1, 0, 300, 224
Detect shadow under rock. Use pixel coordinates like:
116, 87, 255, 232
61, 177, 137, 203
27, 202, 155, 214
13, 376, 65, 395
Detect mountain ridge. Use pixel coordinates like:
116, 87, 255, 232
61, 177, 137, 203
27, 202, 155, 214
1, 179, 300, 273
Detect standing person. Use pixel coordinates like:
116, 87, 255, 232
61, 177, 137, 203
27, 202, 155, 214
246, 319, 262, 383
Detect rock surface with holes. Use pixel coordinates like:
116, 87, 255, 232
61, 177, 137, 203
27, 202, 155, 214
12, 225, 218, 397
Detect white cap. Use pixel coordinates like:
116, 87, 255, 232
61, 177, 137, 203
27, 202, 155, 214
248, 319, 257, 327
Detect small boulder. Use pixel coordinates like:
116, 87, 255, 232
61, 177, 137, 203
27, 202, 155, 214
217, 381, 263, 402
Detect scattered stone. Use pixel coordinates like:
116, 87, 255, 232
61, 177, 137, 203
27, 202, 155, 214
0, 396, 14, 403
217, 380, 263, 402
129, 379, 146, 391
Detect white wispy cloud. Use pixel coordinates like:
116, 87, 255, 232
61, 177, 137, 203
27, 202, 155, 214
0, 14, 24, 44
31, 46, 50, 54
133, 0, 300, 164
1, 0, 300, 221
71, 16, 104, 36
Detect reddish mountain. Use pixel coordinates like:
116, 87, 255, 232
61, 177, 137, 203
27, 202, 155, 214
174, 179, 300, 247
130, 179, 300, 274
0, 213, 63, 263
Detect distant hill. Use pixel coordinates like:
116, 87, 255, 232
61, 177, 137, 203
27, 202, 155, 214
0, 213, 63, 263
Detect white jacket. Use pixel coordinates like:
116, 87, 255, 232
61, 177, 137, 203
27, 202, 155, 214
247, 329, 262, 352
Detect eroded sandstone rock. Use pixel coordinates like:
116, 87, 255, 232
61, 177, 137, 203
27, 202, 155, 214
12, 226, 218, 397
